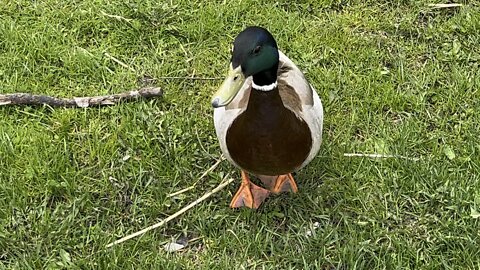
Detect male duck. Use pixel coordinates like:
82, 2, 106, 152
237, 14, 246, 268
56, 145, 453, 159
211, 26, 323, 209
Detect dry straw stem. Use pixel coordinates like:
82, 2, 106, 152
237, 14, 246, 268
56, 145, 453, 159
428, 3, 463, 9
167, 155, 225, 198
155, 76, 223, 80
104, 52, 136, 72
104, 50, 221, 81
100, 11, 133, 23
106, 176, 234, 248
343, 153, 420, 161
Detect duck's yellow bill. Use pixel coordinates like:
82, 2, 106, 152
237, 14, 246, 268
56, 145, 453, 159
211, 65, 245, 108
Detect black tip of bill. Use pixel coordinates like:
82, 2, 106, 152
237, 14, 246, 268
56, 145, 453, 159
211, 98, 221, 108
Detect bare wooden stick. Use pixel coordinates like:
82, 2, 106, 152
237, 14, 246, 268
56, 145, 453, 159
106, 176, 235, 248
343, 153, 420, 161
0, 87, 162, 107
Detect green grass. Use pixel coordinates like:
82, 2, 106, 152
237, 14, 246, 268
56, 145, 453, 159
1, 0, 480, 269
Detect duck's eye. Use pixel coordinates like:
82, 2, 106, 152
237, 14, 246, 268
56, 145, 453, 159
252, 46, 261, 54
233, 75, 239, 81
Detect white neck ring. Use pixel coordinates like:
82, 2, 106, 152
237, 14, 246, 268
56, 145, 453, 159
252, 81, 277, 92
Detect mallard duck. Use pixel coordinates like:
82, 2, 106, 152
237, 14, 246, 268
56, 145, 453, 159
211, 26, 323, 209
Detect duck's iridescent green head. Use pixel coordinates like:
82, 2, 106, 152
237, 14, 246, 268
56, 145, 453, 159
231, 26, 279, 77
212, 26, 279, 108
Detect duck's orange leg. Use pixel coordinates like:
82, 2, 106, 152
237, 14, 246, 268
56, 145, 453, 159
258, 174, 298, 194
230, 171, 270, 209
271, 174, 298, 194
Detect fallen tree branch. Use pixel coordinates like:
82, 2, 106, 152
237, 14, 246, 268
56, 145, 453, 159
0, 87, 163, 108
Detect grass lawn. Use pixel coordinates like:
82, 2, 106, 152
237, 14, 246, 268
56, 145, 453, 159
1, 0, 480, 269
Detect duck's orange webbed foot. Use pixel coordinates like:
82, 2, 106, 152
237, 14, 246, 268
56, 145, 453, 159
258, 173, 298, 194
230, 171, 270, 209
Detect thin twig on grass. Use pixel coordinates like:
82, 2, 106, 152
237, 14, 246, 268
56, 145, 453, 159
343, 153, 420, 161
197, 155, 226, 180
104, 52, 136, 72
100, 11, 133, 23
106, 176, 234, 248
0, 87, 163, 107
85, 49, 222, 81
104, 52, 222, 81
167, 155, 225, 198
194, 126, 216, 159
155, 76, 223, 81
428, 3, 463, 9
167, 186, 195, 198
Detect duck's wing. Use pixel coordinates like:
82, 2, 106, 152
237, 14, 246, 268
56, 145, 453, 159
277, 50, 324, 169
